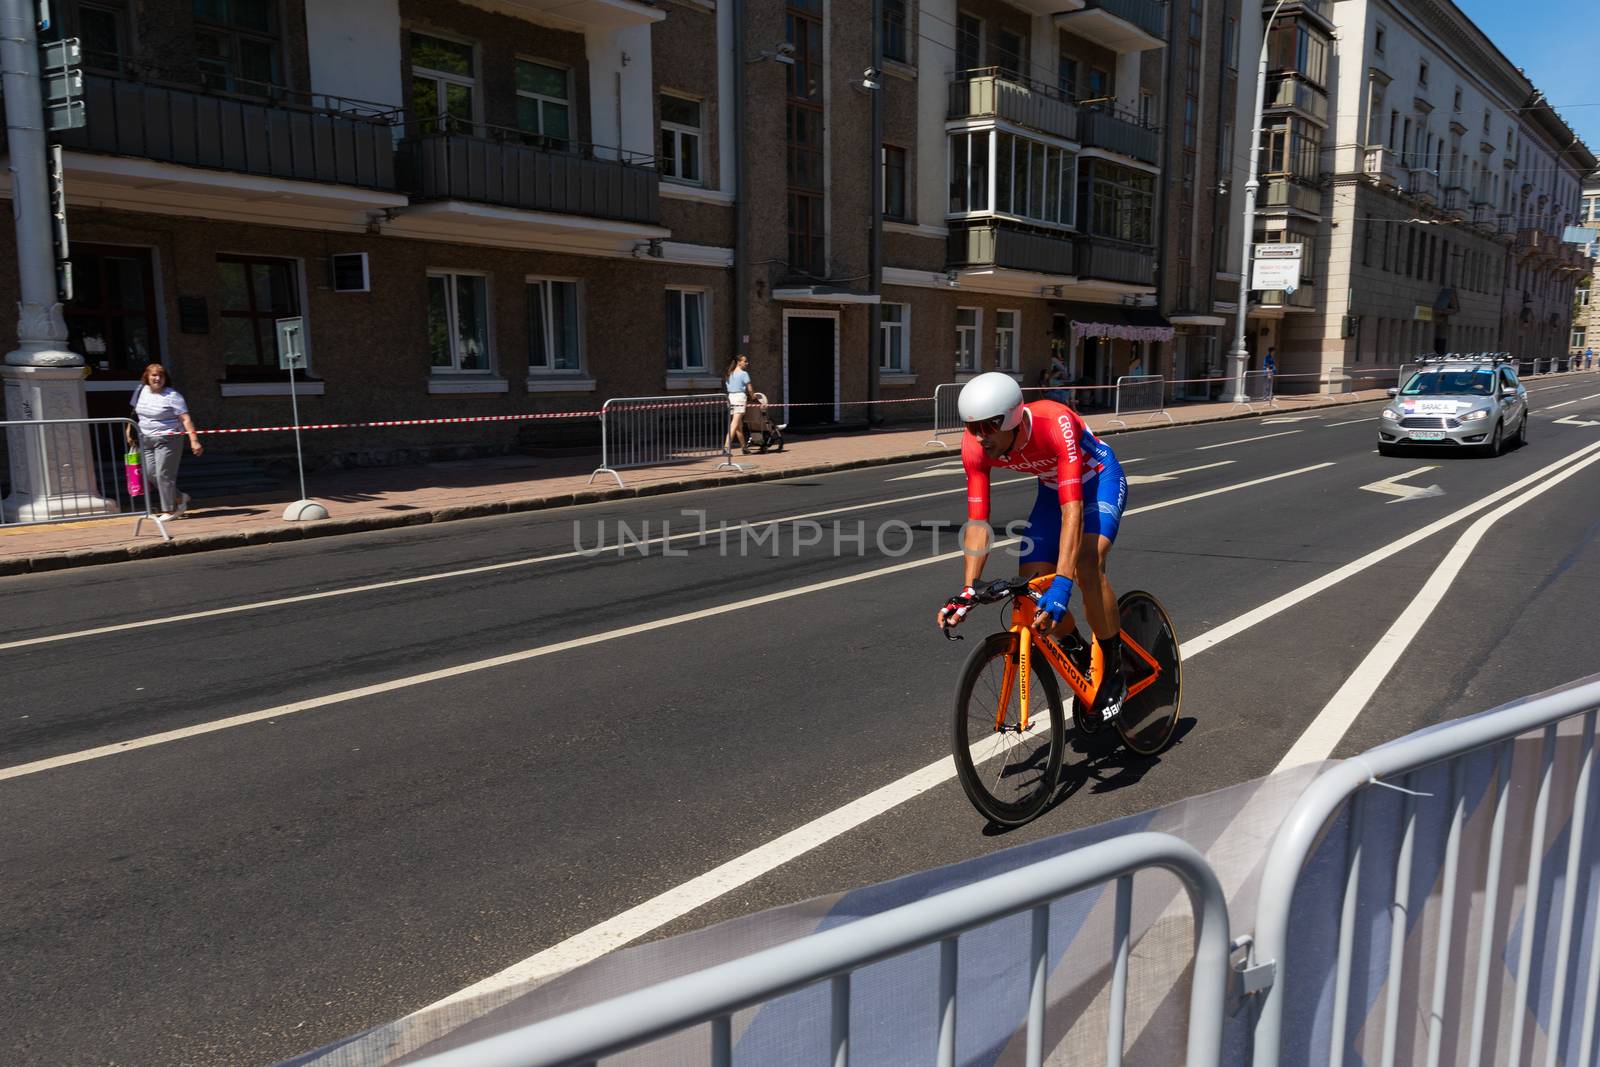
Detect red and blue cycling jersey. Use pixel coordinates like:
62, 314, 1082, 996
961, 400, 1126, 558
961, 400, 1114, 521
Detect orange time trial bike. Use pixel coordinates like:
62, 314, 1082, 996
943, 576, 1182, 826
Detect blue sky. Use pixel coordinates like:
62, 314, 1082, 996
1455, 0, 1600, 157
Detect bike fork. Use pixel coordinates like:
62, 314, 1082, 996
1017, 628, 1032, 732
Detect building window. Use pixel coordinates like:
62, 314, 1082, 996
883, 0, 907, 63
217, 255, 300, 370
427, 273, 489, 373
1453, 87, 1462, 112
994, 310, 1019, 372
1268, 21, 1329, 87
411, 32, 476, 134
883, 144, 907, 220
947, 129, 991, 214
1578, 286, 1591, 308
1058, 56, 1077, 98
1087, 68, 1109, 99
527, 279, 581, 373
194, 0, 280, 97
1139, 91, 1155, 127
1264, 118, 1321, 179
516, 60, 570, 147
1225, 16, 1238, 69
991, 131, 1074, 226
78, 2, 127, 73
1418, 60, 1428, 87
956, 14, 982, 72
1374, 24, 1385, 54
65, 245, 158, 374
956, 307, 980, 372
1575, 328, 1587, 349
880, 303, 909, 372
787, 1, 825, 276
997, 30, 1024, 78
1085, 160, 1155, 245
665, 288, 708, 372
659, 94, 703, 184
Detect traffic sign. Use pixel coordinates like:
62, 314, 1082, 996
276, 317, 306, 370
1254, 243, 1303, 260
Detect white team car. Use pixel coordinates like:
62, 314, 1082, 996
1377, 359, 1529, 457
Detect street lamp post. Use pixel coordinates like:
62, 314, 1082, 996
1226, 0, 1290, 404
1, 0, 109, 520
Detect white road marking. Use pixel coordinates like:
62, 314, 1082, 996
1261, 415, 1321, 424
1275, 445, 1600, 770
886, 460, 966, 482
1328, 417, 1378, 427
1181, 439, 1600, 660
1125, 460, 1233, 485
1196, 430, 1302, 450
0, 461, 1339, 784
1554, 415, 1600, 428
1360, 466, 1444, 503
0, 477, 1037, 653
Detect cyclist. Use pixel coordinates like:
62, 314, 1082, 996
935, 372, 1130, 722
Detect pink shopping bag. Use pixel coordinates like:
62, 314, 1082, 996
124, 448, 143, 497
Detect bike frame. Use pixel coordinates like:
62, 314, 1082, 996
997, 582, 1163, 732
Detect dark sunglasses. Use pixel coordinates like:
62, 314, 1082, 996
964, 417, 1004, 437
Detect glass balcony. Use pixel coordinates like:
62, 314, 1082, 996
1264, 76, 1329, 124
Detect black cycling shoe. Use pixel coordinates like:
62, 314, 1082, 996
1093, 668, 1128, 724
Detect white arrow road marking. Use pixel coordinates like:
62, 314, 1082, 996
1554, 415, 1600, 427
886, 460, 966, 482
1126, 460, 1234, 485
1361, 466, 1444, 503
1261, 415, 1321, 424
1196, 430, 1302, 450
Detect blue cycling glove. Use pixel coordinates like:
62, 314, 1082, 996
1037, 575, 1074, 621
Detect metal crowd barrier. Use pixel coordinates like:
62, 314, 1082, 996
1108, 374, 1172, 427
410, 831, 1232, 1067
926, 381, 963, 449
1229, 370, 1278, 412
1247, 676, 1600, 1067
0, 416, 167, 539
588, 394, 742, 488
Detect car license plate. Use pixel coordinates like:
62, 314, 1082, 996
1409, 431, 1446, 441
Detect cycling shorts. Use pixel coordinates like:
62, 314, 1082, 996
1018, 454, 1127, 564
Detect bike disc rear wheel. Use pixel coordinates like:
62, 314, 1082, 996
952, 632, 1065, 826
1114, 591, 1182, 756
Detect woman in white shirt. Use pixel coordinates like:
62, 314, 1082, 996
723, 353, 753, 453
127, 363, 203, 520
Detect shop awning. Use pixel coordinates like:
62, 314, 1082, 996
1055, 301, 1174, 343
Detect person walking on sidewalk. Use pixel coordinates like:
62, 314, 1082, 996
127, 363, 202, 521
724, 353, 754, 454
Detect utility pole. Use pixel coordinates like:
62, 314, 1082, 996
1, 0, 106, 520
1225, 0, 1289, 405
865, 0, 884, 426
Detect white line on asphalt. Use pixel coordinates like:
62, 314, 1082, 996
0, 461, 1341, 784
0, 477, 1040, 653
1180, 439, 1600, 660
1125, 460, 1233, 485
1195, 430, 1302, 450
1327, 417, 1378, 427
1546, 393, 1600, 410
1274, 444, 1600, 770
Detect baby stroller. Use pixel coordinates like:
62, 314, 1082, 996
741, 392, 786, 454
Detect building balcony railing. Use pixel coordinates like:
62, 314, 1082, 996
1405, 168, 1439, 205
1441, 186, 1468, 217
1264, 75, 1329, 124
1075, 234, 1156, 285
1258, 284, 1315, 310
948, 69, 1078, 142
1362, 146, 1402, 189
1515, 227, 1542, 257
54, 71, 398, 190
1077, 107, 1160, 165
1261, 176, 1322, 215
398, 125, 660, 225
947, 219, 1077, 276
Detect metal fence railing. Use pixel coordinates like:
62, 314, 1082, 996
1108, 374, 1171, 427
0, 416, 167, 539
408, 831, 1232, 1067
1247, 676, 1600, 1067
926, 381, 964, 449
1228, 369, 1278, 412
587, 394, 742, 488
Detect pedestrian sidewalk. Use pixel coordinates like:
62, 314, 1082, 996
0, 389, 1388, 575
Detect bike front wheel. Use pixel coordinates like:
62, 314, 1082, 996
952, 632, 1066, 826
1114, 590, 1182, 756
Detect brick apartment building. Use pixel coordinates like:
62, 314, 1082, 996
0, 0, 1189, 462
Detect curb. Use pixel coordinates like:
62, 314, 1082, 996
0, 394, 1381, 576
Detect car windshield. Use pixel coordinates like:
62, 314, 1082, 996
1400, 369, 1494, 396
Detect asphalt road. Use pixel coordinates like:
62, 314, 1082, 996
4, 376, 1600, 1065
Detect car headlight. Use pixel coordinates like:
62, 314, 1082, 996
1381, 408, 1401, 420
1460, 408, 1490, 422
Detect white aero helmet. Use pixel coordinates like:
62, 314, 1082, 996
957, 371, 1026, 430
